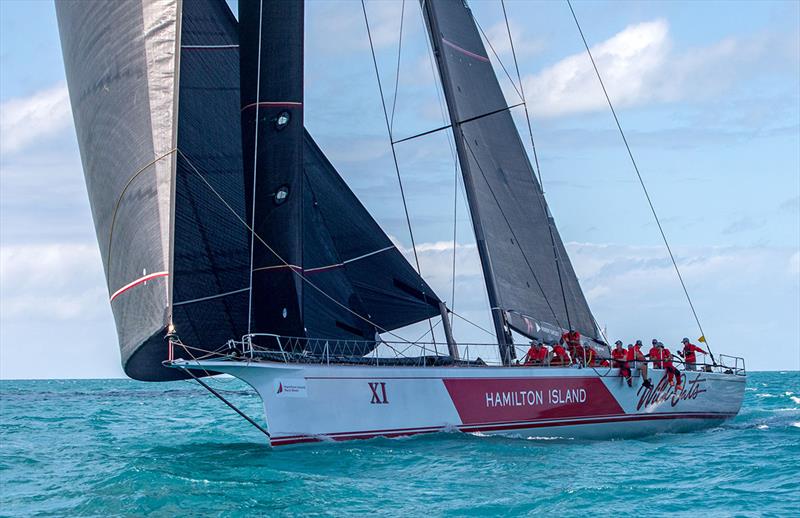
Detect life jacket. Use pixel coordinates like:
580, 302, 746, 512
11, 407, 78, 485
626, 348, 637, 361
611, 348, 627, 365
524, 346, 538, 365
535, 347, 549, 361
648, 346, 662, 367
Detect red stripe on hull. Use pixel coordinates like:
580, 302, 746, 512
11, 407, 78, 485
269, 412, 735, 446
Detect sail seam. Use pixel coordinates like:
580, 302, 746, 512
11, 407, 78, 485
173, 287, 250, 307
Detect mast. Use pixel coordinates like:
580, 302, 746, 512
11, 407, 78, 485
420, 0, 515, 364
239, 0, 305, 341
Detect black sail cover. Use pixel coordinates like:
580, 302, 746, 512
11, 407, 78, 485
421, 0, 597, 343
58, 0, 441, 379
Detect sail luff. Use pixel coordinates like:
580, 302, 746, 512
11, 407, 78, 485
420, 0, 515, 363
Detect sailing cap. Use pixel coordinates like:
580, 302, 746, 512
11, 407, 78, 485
657, 341, 665, 347
614, 340, 623, 346
682, 337, 690, 343
651, 338, 658, 344
635, 340, 642, 345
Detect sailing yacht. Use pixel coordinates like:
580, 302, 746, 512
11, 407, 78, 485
56, 0, 746, 446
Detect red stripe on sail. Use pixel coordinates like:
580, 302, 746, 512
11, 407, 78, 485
109, 271, 169, 302
441, 38, 490, 62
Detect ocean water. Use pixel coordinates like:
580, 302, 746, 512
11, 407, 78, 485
1, 371, 798, 517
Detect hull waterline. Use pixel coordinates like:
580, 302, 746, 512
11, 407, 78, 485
171, 360, 745, 446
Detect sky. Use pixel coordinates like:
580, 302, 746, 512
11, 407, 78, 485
0, 0, 798, 378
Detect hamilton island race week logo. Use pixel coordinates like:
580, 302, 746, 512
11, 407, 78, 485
636, 373, 708, 410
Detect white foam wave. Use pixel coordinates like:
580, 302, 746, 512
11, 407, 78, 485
792, 422, 800, 428
790, 396, 800, 405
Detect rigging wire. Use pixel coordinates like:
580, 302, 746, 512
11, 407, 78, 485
448, 308, 496, 337
361, 0, 438, 351
471, 16, 523, 103
389, 0, 406, 132
246, 0, 265, 336
176, 149, 416, 346
566, 0, 715, 362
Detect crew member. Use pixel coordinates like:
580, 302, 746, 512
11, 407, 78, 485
648, 340, 663, 369
523, 341, 546, 366
628, 343, 653, 389
679, 337, 707, 371
660, 342, 682, 389
611, 340, 632, 386
561, 330, 583, 366
550, 341, 571, 367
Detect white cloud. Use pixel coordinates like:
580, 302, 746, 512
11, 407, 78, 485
0, 84, 72, 155
483, 19, 544, 61
523, 20, 772, 117
0, 243, 108, 320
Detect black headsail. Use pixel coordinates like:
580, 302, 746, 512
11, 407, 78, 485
239, 0, 442, 353
420, 0, 597, 361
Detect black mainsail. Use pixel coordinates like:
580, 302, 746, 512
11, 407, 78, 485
420, 0, 597, 359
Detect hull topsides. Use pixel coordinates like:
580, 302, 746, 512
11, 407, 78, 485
177, 360, 746, 446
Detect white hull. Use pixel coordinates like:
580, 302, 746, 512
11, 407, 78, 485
174, 360, 746, 446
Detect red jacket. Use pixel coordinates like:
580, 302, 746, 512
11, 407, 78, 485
561, 331, 581, 348
662, 348, 674, 368
552, 344, 570, 364
611, 347, 627, 366
648, 346, 663, 367
682, 343, 707, 363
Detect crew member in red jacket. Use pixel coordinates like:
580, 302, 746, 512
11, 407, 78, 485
611, 340, 632, 386
523, 342, 547, 366
679, 337, 707, 371
561, 330, 583, 366
550, 342, 571, 366
660, 342, 682, 389
647, 339, 663, 369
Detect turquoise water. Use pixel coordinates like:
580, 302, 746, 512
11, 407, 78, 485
1, 372, 798, 517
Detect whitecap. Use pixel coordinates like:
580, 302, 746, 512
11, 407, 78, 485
792, 422, 800, 428
757, 424, 769, 430
791, 396, 800, 405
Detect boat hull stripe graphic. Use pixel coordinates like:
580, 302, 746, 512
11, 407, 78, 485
269, 412, 736, 445
109, 271, 169, 302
